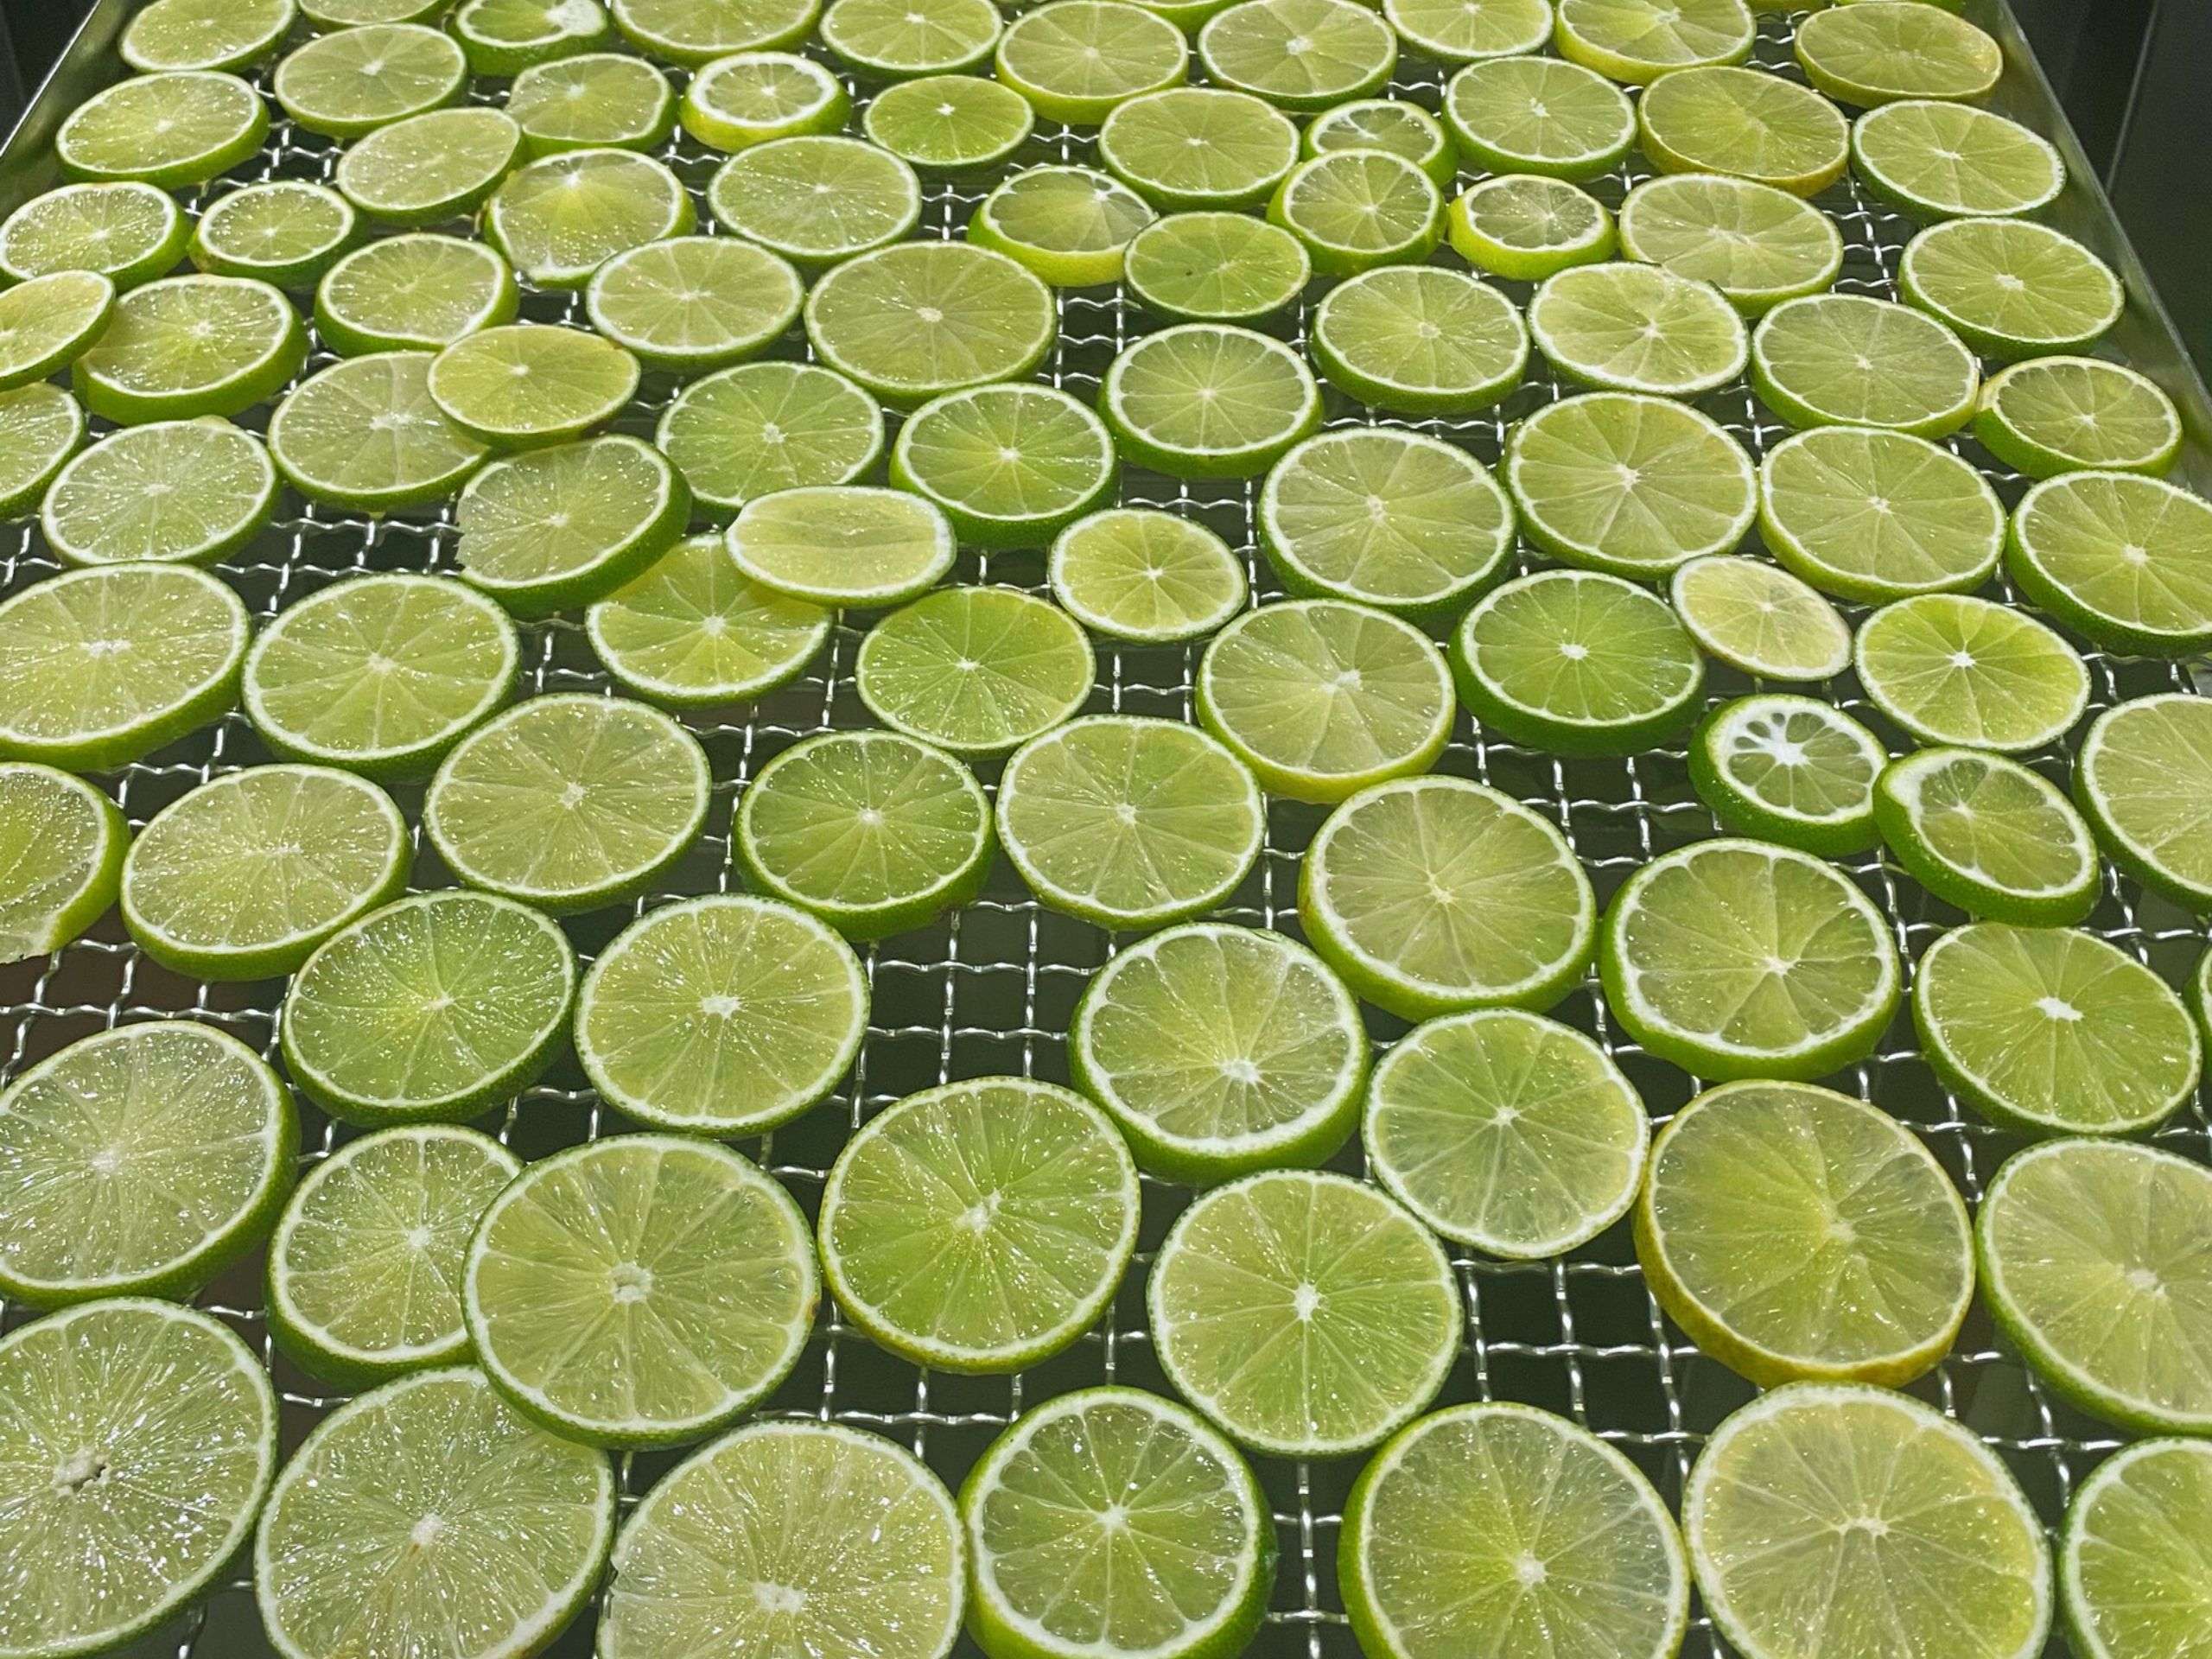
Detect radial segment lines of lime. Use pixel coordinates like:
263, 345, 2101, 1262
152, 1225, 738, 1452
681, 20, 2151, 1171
1048, 508, 1248, 643
2063, 1437, 2212, 1659
1854, 593, 2088, 753
1690, 696, 1885, 857
2007, 470, 2212, 656
587, 533, 831, 707
1308, 265, 1529, 415
1874, 747, 2100, 926
1447, 175, 1616, 285
857, 585, 1094, 756
0, 762, 123, 964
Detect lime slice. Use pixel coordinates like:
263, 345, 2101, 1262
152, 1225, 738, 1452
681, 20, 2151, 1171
55, 70, 269, 187
804, 240, 1055, 407
1687, 1382, 2052, 1659
970, 163, 1156, 286
1098, 87, 1299, 210
1901, 219, 2123, 361
1050, 508, 1246, 642
509, 51, 677, 154
709, 137, 921, 267
891, 384, 1116, 548
1760, 425, 2005, 605
0, 1020, 295, 1306
821, 1077, 1139, 1370
587, 532, 831, 706
611, 0, 817, 61
1103, 322, 1320, 477
254, 1367, 615, 1659
1300, 774, 1596, 1019
995, 0, 1190, 123
862, 73, 1036, 171
315, 232, 518, 356
1267, 149, 1441, 277
2078, 694, 2212, 912
855, 585, 1095, 755
727, 483, 955, 605
1343, 1402, 1688, 1659
1854, 593, 2088, 753
0, 563, 248, 772
998, 715, 1264, 929
1149, 1169, 1459, 1456
582, 237, 801, 375
1876, 747, 2099, 925
0, 270, 113, 390
0, 762, 124, 963
601, 1421, 963, 1659
1978, 358, 2181, 480
268, 351, 491, 512
73, 273, 307, 425
0, 181, 188, 289
282, 889, 576, 1123
0, 1300, 276, 1659
1688, 694, 1885, 855
266, 1124, 521, 1387
679, 49, 849, 149
450, 0, 612, 73
659, 366, 882, 521
2009, 472, 2212, 655
41, 419, 276, 567
1751, 292, 1979, 435
1853, 98, 2065, 219
1303, 98, 1456, 186
1670, 555, 1851, 681
2063, 1437, 2212, 1659
122, 0, 294, 72
273, 24, 467, 139
486, 147, 692, 288
1529, 261, 1747, 396
1795, 0, 2002, 106
0, 384, 84, 518
1617, 174, 1842, 315
1443, 54, 1633, 180
302, 0, 448, 22
1123, 210, 1311, 321
821, 0, 999, 74
190, 181, 358, 289
1364, 1007, 1646, 1257
1196, 598, 1451, 803
736, 728, 993, 938
455, 435, 687, 616
1198, 0, 1395, 111
1637, 65, 1848, 198
1382, 0, 1550, 60
1309, 264, 1529, 413
121, 764, 410, 981
1555, 0, 1754, 81
1980, 1138, 2212, 1435
1601, 836, 1901, 1081
428, 322, 639, 448
334, 106, 524, 228
1446, 174, 1615, 282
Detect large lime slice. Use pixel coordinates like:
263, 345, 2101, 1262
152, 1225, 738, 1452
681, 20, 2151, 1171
1125, 210, 1313, 322
856, 585, 1095, 756
583, 237, 803, 374
122, 0, 293, 72
727, 484, 955, 605
1874, 747, 2101, 926
1554, 0, 1755, 82
270, 353, 493, 513
1977, 357, 2181, 480
427, 322, 640, 448
970, 163, 1157, 287
1618, 174, 1843, 315
0, 270, 115, 390
861, 73, 1035, 172
996, 0, 1190, 124
454, 435, 689, 616
1198, 0, 1396, 111
709, 137, 922, 267
1758, 424, 2003, 603
1854, 592, 2088, 753
1751, 292, 1979, 436
485, 147, 692, 288
804, 240, 1055, 407
41, 418, 276, 568
890, 384, 1116, 548
585, 532, 832, 707
1794, 0, 2003, 105
55, 70, 268, 187
2062, 1437, 2212, 1659
0, 762, 123, 963
0, 384, 84, 518
1309, 264, 1529, 414
510, 52, 676, 154
72, 273, 306, 425
1853, 99, 2065, 219
271, 24, 467, 139
1098, 86, 1300, 211
314, 233, 518, 356
1901, 218, 2123, 361
1268, 149, 1442, 278
1637, 64, 1848, 195
1669, 555, 1851, 682
1048, 507, 1248, 643
335, 107, 523, 229
2008, 470, 2212, 655
656, 360, 884, 514
821, 0, 1001, 76
2076, 693, 2212, 912
0, 181, 188, 289
1443, 54, 1633, 179
611, 0, 819, 62
1689, 695, 1885, 857
190, 181, 358, 289
1381, 0, 1551, 60
1103, 321, 1320, 478
1529, 259, 1746, 396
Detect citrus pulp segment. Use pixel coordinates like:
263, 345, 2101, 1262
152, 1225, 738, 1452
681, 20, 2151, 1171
584, 236, 804, 374
1123, 210, 1312, 321
121, 0, 294, 73
454, 435, 688, 616
1529, 260, 1747, 397
314, 233, 518, 356
1103, 322, 1320, 477
268, 352, 489, 513
1873, 747, 2100, 926
0, 384, 83, 518
449, 0, 613, 73
189, 181, 358, 289
995, 0, 1190, 124
726, 483, 955, 606
890, 383, 1116, 547
1381, 0, 1551, 60
803, 240, 1056, 406
0, 270, 114, 390
2062, 1438, 2212, 1659
969, 164, 1156, 286
41, 419, 276, 568
1197, 0, 1397, 112
655, 360, 884, 513
586, 533, 832, 706
1443, 54, 1635, 180
1688, 695, 1885, 857
2007, 470, 2212, 654
485, 146, 692, 288
0, 763, 124, 963
1636, 64, 1848, 195
1756, 424, 2002, 604
1978, 358, 2181, 480
0, 181, 186, 289
611, 0, 820, 61
855, 585, 1095, 755
1309, 264, 1529, 413
1669, 556, 1852, 682
861, 73, 1036, 171
1048, 507, 1248, 642
509, 52, 677, 154
1617, 174, 1843, 314
54, 70, 269, 188
1446, 174, 1616, 283
1794, 0, 2003, 106
1267, 149, 1441, 277
821, 0, 1001, 75
1302, 99, 1455, 187
427, 322, 640, 448
1852, 99, 2066, 219
1750, 292, 1979, 436
2076, 694, 2212, 912
334, 107, 522, 232
71, 273, 306, 425
1098, 86, 1300, 210
1554, 0, 1755, 82
709, 136, 922, 266
1900, 218, 2125, 361
1853, 593, 2088, 753
271, 24, 468, 140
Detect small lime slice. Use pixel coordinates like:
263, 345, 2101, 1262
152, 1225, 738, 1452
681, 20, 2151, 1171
334, 106, 524, 228
465, 1135, 815, 1447
856, 585, 1095, 755
455, 435, 687, 617
1382, 0, 1549, 60
486, 146, 692, 288
0, 384, 84, 517
727, 483, 955, 605
862, 73, 1036, 171
1751, 292, 1979, 435
1198, 0, 1396, 111
1852, 98, 2065, 219
0, 181, 188, 289
1689, 694, 1885, 856
970, 163, 1156, 286
73, 273, 306, 425
2077, 694, 2212, 912
0, 762, 124, 963
1309, 264, 1528, 413
1978, 358, 2181, 480
1303, 97, 1456, 186
679, 49, 849, 149
1876, 747, 2099, 925
804, 240, 1056, 407
510, 52, 676, 154
1446, 174, 1616, 283
737, 728, 993, 938
1300, 774, 1596, 1019
450, 0, 612, 73
1103, 321, 1320, 477
41, 419, 275, 568
657, 361, 883, 515
2008, 471, 2212, 655
0, 1020, 296, 1306
1759, 427, 2002, 605
1618, 174, 1842, 315
315, 232, 518, 356
587, 533, 831, 707
1855, 593, 2088, 753
1268, 149, 1441, 277
1444, 53, 1632, 180
1901, 218, 2123, 361
0, 270, 111, 390
55, 70, 269, 187
1049, 507, 1246, 642
1150, 1169, 1459, 1457
1555, 0, 1754, 82
612, 0, 818, 62
2063, 1437, 2212, 1659
1529, 260, 1747, 396
190, 181, 357, 289
1669, 555, 1851, 682
1795, 0, 2002, 106
1365, 1007, 1646, 1258
891, 383, 1116, 548
709, 137, 920, 267
428, 322, 639, 448
822, 0, 1000, 75
822, 1077, 1139, 1370
269, 352, 491, 512
997, 0, 1190, 122
583, 237, 800, 375
1099, 86, 1299, 210
1636, 62, 1847, 197
1122, 210, 1311, 321
273, 24, 467, 140
122, 0, 294, 72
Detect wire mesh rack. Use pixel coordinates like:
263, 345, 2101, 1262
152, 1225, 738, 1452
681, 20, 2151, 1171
3, 3, 2209, 1656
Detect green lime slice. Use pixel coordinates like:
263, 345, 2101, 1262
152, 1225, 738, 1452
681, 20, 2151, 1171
510, 51, 676, 154
428, 322, 639, 448
486, 146, 692, 288
0, 762, 123, 963
1901, 219, 2123, 361
1196, 597, 1452, 803
1795, 0, 2002, 106
1098, 86, 1299, 210
709, 137, 920, 267
0, 384, 84, 518
1529, 260, 1747, 396
190, 181, 358, 289
1669, 555, 1851, 681
1751, 292, 1979, 435
1602, 836, 1901, 1081
1980, 1137, 2212, 1435
122, 0, 294, 72
1071, 921, 1363, 1183
41, 418, 276, 567
1758, 425, 2002, 603
1978, 358, 2181, 480
1309, 264, 1529, 413
822, 1077, 1139, 1370
302, 0, 448, 22
1688, 694, 1885, 856
0, 1300, 276, 1659
970, 163, 1156, 286
1555, 0, 1754, 81
1122, 0, 1235, 32
1300, 774, 1596, 1019
273, 24, 467, 139
0, 270, 113, 390
1303, 98, 1456, 186
1855, 593, 2088, 753
680, 50, 849, 149
727, 483, 954, 605
823, 0, 1000, 74
1344, 1402, 1688, 1659
1364, 1007, 1646, 1257
2063, 1437, 2212, 1659
2077, 694, 2212, 912
1617, 174, 1842, 315
601, 1421, 963, 1659
1103, 321, 1320, 477
1198, 0, 1395, 111
583, 236, 801, 375
612, 0, 818, 61
334, 106, 523, 228
255, 1367, 615, 1659
1150, 1169, 1459, 1457
269, 352, 491, 512
1122, 209, 1311, 321
55, 70, 269, 187
856, 585, 1095, 755
890, 383, 1115, 547
737, 728, 993, 938
1876, 747, 2099, 925
1852, 98, 2065, 219
282, 889, 576, 1123
0, 181, 188, 289
121, 764, 410, 980
1637, 62, 1846, 197
1443, 53, 1632, 180
2009, 471, 2212, 655
266, 1124, 520, 1387
998, 0, 1190, 123
1049, 507, 1247, 642
1382, 0, 1549, 60
315, 232, 518, 356
998, 714, 1264, 929
0, 563, 248, 772
455, 435, 687, 617
1267, 149, 1441, 277
0, 1020, 296, 1306
587, 532, 830, 706
73, 273, 306, 425
862, 73, 1036, 171
804, 240, 1056, 407
1688, 1382, 2051, 1659
657, 360, 883, 515
1446, 174, 1615, 283
450, 0, 612, 73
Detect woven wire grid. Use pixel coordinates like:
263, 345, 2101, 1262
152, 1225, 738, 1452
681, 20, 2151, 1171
3, 5, 2209, 1656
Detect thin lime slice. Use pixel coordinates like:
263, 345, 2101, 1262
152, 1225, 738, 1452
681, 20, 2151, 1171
1103, 322, 1319, 477
0, 1300, 276, 1659
269, 352, 491, 512
1760, 426, 2004, 604
1688, 694, 1885, 856
1198, 0, 1395, 111
1751, 292, 1979, 435
577, 893, 865, 1134
455, 435, 687, 616
0, 384, 84, 517
804, 240, 1055, 407
1670, 555, 1851, 681
1529, 260, 1746, 396
1303, 98, 1456, 186
1049, 508, 1246, 642
998, 715, 1264, 929
0, 1020, 295, 1306
601, 1421, 963, 1659
891, 384, 1116, 548
709, 137, 921, 267
1853, 98, 2065, 219
41, 419, 276, 567
428, 322, 639, 448
2078, 694, 2212, 912
1309, 264, 1529, 413
1446, 174, 1615, 282
72, 273, 306, 425
315, 232, 517, 355
0, 270, 114, 389
1444, 54, 1632, 180
1364, 1007, 1645, 1257
1601, 836, 1901, 1081
1149, 1169, 1459, 1456
1555, 0, 1754, 82
1300, 775, 1595, 1019
1901, 218, 2123, 361
583, 236, 801, 375
55, 71, 269, 187
0, 563, 248, 772
450, 0, 612, 73
302, 0, 448, 22
736, 728, 992, 938
1382, 0, 1550, 60
1344, 1402, 1688, 1659
1618, 174, 1843, 315
1637, 63, 1847, 194
122, 0, 294, 72
282, 889, 576, 1123
121, 765, 410, 980
510, 52, 676, 154
681, 50, 849, 150
862, 73, 1036, 171
587, 533, 831, 707
998, 0, 1190, 123
856, 585, 1094, 755
970, 164, 1156, 286
821, 1077, 1139, 1370
1876, 747, 2099, 925
1099, 86, 1299, 210
266, 1124, 520, 1387
2008, 471, 2212, 654
486, 146, 692, 288
254, 1367, 615, 1659
2063, 1437, 2212, 1659
727, 484, 954, 605
334, 106, 523, 228
1979, 358, 2181, 480
1197, 598, 1451, 803
190, 181, 357, 289
1687, 1383, 2051, 1659
1795, 0, 2002, 106
1268, 149, 1441, 277
611, 0, 818, 62
272, 24, 467, 139
823, 0, 1000, 75
1122, 210, 1311, 321
0, 763, 124, 963
1854, 593, 2088, 753
657, 361, 883, 514
0, 181, 188, 289
1980, 1138, 2212, 1435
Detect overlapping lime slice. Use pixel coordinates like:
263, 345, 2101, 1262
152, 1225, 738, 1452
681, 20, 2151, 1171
586, 533, 831, 707
0, 181, 188, 289
450, 0, 612, 73
1855, 592, 2088, 753
0, 385, 83, 518
1689, 694, 1885, 856
272, 24, 467, 140
709, 136, 921, 266
268, 352, 490, 512
804, 240, 1055, 406
862, 73, 1035, 171
1751, 292, 1979, 436
856, 585, 1094, 755
1669, 556, 1852, 682
1268, 149, 1442, 276
190, 182, 358, 289
1444, 54, 1635, 179
455, 435, 688, 616
969, 164, 1156, 286
1198, 0, 1396, 112
1853, 99, 2065, 219
1123, 211, 1312, 321
2076, 693, 2212, 912
1554, 0, 1755, 83
55, 70, 269, 187
2063, 1438, 2212, 1659
1794, 0, 2003, 106
314, 233, 517, 356
1103, 322, 1320, 477
1310, 264, 1529, 413
683, 53, 851, 153
510, 52, 676, 154
1446, 175, 1615, 282
428, 322, 639, 448
1618, 174, 1843, 315
1303, 98, 1455, 186
41, 419, 276, 568
997, 0, 1190, 122
727, 484, 955, 605
1758, 425, 2002, 604
1875, 747, 2100, 925
612, 0, 819, 61
1099, 86, 1299, 209
1637, 64, 1848, 194
1901, 218, 2124, 361
486, 146, 692, 289
890, 383, 1116, 547
0, 762, 123, 963
2008, 471, 2212, 655
73, 273, 306, 425
656, 361, 883, 514
122, 0, 294, 73
1049, 508, 1247, 643
1381, 0, 1551, 61
1978, 358, 2181, 480
334, 106, 522, 229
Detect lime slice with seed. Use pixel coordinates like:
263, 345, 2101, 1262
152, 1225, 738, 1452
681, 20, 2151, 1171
1978, 358, 2181, 480
0, 384, 83, 518
455, 435, 688, 617
1618, 174, 1843, 315
680, 50, 849, 149
611, 0, 818, 62
822, 0, 1000, 74
0, 762, 123, 963
1688, 694, 1885, 855
56, 70, 269, 187
1529, 260, 1747, 396
657, 361, 884, 515
269, 351, 491, 512
1268, 149, 1441, 277
891, 383, 1116, 548
709, 137, 921, 267
1751, 292, 1979, 435
998, 0, 1191, 123
2008, 471, 2212, 654
450, 0, 612, 73
1555, 0, 1755, 82
584, 236, 801, 375
804, 240, 1056, 407
428, 322, 639, 448
1446, 174, 1616, 282
122, 0, 294, 72
41, 419, 275, 567
1198, 0, 1396, 111
1123, 210, 1311, 321
1050, 507, 1246, 642
0, 270, 113, 390
1310, 264, 1529, 413
1099, 86, 1300, 210
2077, 693, 2212, 912
0, 181, 188, 289
273, 24, 467, 139
2063, 1437, 2212, 1659
1853, 98, 2065, 219
1855, 592, 2087, 753
727, 483, 955, 605
1444, 54, 1632, 180
1637, 63, 1847, 194
73, 273, 306, 425
315, 233, 517, 356
587, 532, 831, 706
1303, 98, 1456, 186
486, 146, 692, 288
1670, 555, 1851, 681
1795, 0, 2002, 106
1760, 425, 2005, 605
970, 163, 1156, 286
1103, 321, 1320, 478
1382, 0, 1550, 60
862, 73, 1036, 171
510, 51, 676, 154
856, 585, 1095, 755
335, 106, 523, 228
1901, 218, 2123, 361
190, 181, 357, 289
1875, 747, 2099, 925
